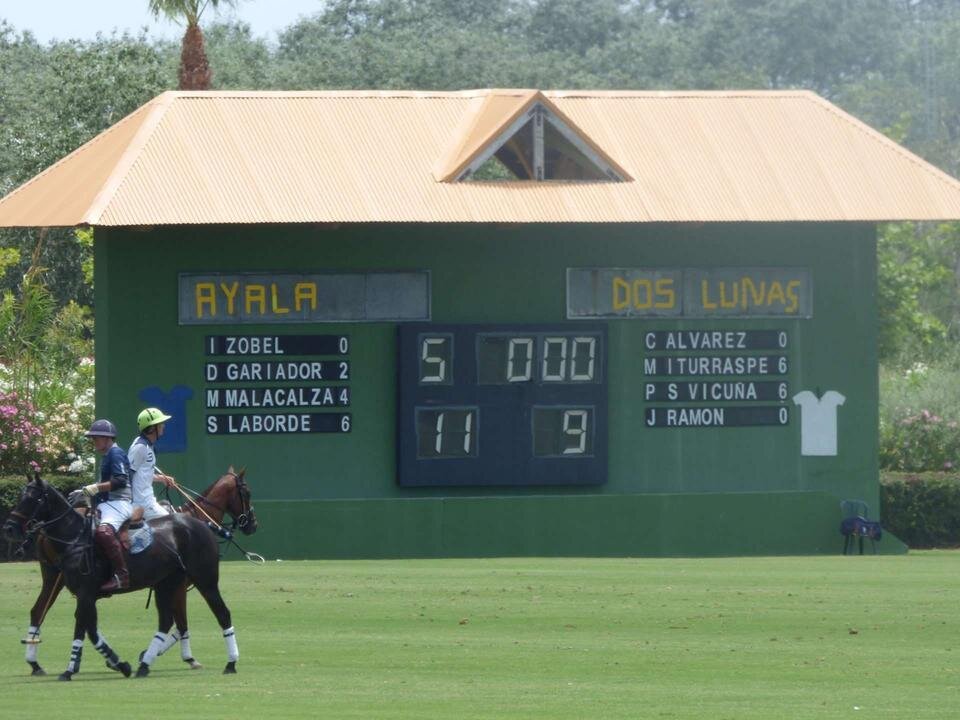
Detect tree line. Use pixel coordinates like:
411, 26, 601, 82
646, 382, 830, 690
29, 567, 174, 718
2, 0, 960, 362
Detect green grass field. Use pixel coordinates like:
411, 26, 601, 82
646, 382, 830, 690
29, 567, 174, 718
1, 554, 959, 719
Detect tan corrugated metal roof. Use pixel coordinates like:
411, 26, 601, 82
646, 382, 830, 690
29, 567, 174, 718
2, 89, 960, 226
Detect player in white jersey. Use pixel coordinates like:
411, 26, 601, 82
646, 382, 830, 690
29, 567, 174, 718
128, 407, 176, 520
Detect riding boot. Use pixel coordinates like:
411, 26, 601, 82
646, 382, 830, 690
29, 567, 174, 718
94, 525, 129, 593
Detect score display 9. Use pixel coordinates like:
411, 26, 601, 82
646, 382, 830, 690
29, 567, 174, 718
397, 323, 608, 487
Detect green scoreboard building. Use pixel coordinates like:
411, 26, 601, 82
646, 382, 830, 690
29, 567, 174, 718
4, 89, 960, 558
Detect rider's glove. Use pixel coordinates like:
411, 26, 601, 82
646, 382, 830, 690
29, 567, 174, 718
82, 483, 100, 497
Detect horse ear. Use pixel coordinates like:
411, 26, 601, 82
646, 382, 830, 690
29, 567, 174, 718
228, 465, 235, 474
238, 466, 246, 478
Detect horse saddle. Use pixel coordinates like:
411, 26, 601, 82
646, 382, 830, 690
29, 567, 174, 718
122, 523, 154, 555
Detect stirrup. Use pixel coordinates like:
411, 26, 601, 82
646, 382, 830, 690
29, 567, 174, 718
100, 574, 129, 593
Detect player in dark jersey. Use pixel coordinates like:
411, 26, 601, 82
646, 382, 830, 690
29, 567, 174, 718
83, 419, 133, 592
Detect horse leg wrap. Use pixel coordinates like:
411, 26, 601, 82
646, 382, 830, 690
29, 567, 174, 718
66, 639, 83, 674
157, 629, 180, 657
93, 632, 120, 669
179, 630, 195, 661
23, 626, 40, 663
141, 632, 169, 666
223, 626, 239, 662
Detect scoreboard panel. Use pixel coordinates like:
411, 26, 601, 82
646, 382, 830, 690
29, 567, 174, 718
397, 323, 608, 487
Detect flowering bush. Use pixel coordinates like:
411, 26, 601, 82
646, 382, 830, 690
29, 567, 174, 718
0, 263, 97, 477
0, 391, 44, 474
0, 374, 94, 476
880, 359, 960, 472
880, 408, 960, 472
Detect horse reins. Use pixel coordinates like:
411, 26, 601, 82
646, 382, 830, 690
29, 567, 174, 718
162, 472, 264, 563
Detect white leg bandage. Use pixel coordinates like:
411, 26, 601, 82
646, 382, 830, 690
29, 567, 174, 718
223, 626, 239, 662
141, 632, 169, 666
93, 632, 120, 669
24, 625, 40, 663
180, 629, 194, 660
156, 629, 180, 657
66, 639, 83, 674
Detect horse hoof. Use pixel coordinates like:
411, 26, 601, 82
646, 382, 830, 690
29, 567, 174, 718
184, 657, 203, 670
223, 661, 237, 674
28, 662, 46, 676
135, 663, 150, 678
58, 671, 72, 681
118, 662, 132, 678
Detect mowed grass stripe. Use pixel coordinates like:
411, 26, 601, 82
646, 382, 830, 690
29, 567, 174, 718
1, 554, 958, 719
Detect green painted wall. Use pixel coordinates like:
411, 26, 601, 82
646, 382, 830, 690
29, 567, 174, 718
94, 222, 895, 557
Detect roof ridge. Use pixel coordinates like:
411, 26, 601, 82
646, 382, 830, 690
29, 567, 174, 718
0, 99, 158, 215
150, 88, 821, 100
801, 92, 960, 197
82, 92, 178, 224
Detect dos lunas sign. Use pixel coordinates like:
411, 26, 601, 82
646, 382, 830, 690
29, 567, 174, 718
567, 267, 811, 318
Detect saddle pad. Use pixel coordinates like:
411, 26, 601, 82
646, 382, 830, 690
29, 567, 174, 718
129, 525, 154, 554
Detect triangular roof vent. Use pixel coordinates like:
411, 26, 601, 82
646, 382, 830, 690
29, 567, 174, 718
434, 90, 631, 183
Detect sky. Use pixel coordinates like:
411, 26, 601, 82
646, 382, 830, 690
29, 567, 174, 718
1, 0, 325, 43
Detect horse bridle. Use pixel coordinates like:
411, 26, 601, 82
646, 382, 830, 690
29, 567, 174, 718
6, 483, 80, 550
229, 472, 255, 532
179, 471, 254, 531
7, 482, 49, 537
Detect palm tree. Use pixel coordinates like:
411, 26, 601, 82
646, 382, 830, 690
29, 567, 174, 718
148, 0, 237, 90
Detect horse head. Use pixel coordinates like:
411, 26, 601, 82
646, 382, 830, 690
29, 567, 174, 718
227, 467, 258, 536
200, 466, 258, 536
2, 473, 48, 543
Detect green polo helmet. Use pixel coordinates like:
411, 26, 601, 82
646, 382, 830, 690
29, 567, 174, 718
138, 407, 172, 432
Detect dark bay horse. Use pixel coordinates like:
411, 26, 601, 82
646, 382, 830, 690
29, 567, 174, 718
14, 467, 256, 676
3, 475, 247, 680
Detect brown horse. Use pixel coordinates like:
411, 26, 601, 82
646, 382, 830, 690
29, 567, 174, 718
15, 467, 257, 676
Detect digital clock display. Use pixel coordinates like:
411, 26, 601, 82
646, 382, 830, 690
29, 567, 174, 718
398, 323, 608, 487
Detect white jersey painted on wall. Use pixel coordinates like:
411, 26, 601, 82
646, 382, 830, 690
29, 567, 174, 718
792, 390, 846, 456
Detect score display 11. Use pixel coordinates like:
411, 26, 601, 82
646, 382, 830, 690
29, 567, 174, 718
397, 323, 608, 487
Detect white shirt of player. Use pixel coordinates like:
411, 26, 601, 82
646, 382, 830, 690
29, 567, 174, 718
792, 390, 846, 456
128, 435, 160, 505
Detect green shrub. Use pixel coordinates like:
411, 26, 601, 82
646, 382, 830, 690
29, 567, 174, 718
0, 474, 85, 561
880, 472, 960, 548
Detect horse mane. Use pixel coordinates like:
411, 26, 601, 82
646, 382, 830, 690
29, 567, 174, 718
197, 475, 224, 498
39, 479, 73, 513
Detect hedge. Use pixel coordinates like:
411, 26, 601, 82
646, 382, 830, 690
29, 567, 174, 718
0, 474, 85, 561
2, 473, 959, 557
880, 472, 960, 548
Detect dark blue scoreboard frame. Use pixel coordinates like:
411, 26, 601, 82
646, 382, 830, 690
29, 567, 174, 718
397, 323, 608, 487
